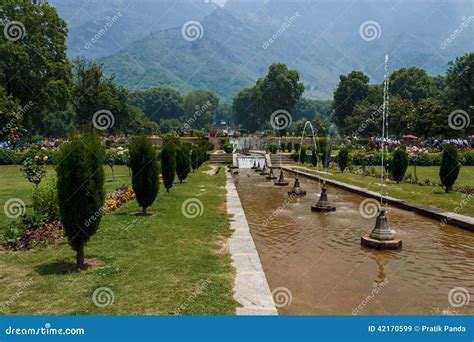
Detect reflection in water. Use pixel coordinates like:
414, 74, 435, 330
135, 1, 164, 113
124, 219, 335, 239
234, 169, 474, 315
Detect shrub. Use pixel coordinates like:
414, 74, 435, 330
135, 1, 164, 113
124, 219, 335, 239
439, 144, 460, 193
462, 151, 474, 166
191, 148, 198, 171
299, 146, 307, 164
294, 143, 300, 152
176, 143, 191, 183
32, 179, 59, 221
391, 148, 409, 183
268, 143, 278, 154
161, 137, 177, 192
286, 142, 293, 152
0, 149, 18, 165
129, 136, 160, 213
223, 142, 233, 154
311, 148, 317, 167
337, 147, 349, 172
56, 130, 105, 269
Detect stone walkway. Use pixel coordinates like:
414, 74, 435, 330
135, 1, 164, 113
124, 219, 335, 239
226, 172, 278, 315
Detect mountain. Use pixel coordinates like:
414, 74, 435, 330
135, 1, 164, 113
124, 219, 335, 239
57, 0, 473, 100
49, 0, 219, 58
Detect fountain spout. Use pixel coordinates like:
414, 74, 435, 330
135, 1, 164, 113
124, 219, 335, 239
311, 182, 336, 212
288, 176, 306, 195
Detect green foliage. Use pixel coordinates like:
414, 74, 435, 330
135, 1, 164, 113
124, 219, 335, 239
129, 136, 159, 213
439, 144, 460, 192
268, 144, 278, 154
183, 90, 219, 131
32, 179, 59, 221
391, 148, 409, 183
0, 148, 19, 165
21, 154, 47, 187
129, 87, 184, 122
311, 148, 318, 167
56, 130, 105, 268
389, 67, 436, 104
191, 148, 199, 171
337, 148, 349, 172
286, 142, 293, 152
0, 0, 72, 132
161, 137, 177, 192
223, 142, 233, 154
176, 143, 191, 183
233, 63, 304, 132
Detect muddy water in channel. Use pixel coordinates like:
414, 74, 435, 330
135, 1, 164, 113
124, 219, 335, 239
233, 169, 474, 315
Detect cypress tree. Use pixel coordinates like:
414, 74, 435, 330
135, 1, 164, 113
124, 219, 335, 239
161, 137, 177, 192
439, 144, 460, 193
129, 135, 159, 215
56, 130, 105, 270
391, 147, 409, 183
337, 147, 349, 172
176, 143, 191, 183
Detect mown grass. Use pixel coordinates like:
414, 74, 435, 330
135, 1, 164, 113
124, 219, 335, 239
292, 165, 474, 216
0, 165, 237, 315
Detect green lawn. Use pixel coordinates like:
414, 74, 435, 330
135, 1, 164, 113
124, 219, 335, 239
0, 165, 237, 315
292, 165, 474, 217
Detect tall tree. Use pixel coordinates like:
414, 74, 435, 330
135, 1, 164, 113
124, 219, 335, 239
129, 87, 184, 122
332, 71, 370, 129
445, 53, 474, 120
161, 135, 177, 192
0, 0, 72, 133
176, 142, 191, 183
389, 67, 436, 104
129, 136, 159, 215
439, 144, 460, 193
183, 90, 219, 130
56, 130, 105, 269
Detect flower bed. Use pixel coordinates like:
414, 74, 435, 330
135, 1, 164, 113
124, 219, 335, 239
2, 187, 135, 251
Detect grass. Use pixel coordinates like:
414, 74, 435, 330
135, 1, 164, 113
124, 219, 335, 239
292, 164, 474, 216
0, 164, 237, 315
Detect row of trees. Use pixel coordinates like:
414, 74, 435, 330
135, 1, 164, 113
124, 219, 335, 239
332, 53, 474, 138
57, 129, 210, 269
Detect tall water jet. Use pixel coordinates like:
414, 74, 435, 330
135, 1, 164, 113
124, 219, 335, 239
361, 54, 402, 250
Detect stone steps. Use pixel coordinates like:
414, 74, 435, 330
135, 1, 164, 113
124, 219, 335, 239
209, 153, 233, 164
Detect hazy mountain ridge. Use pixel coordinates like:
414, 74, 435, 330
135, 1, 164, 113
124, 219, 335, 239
66, 0, 474, 100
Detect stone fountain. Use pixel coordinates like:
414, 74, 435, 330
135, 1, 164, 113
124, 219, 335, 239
361, 207, 402, 249
274, 169, 289, 186
254, 162, 262, 172
251, 160, 257, 169
311, 182, 335, 212
259, 164, 269, 175
288, 176, 306, 196
266, 167, 277, 180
